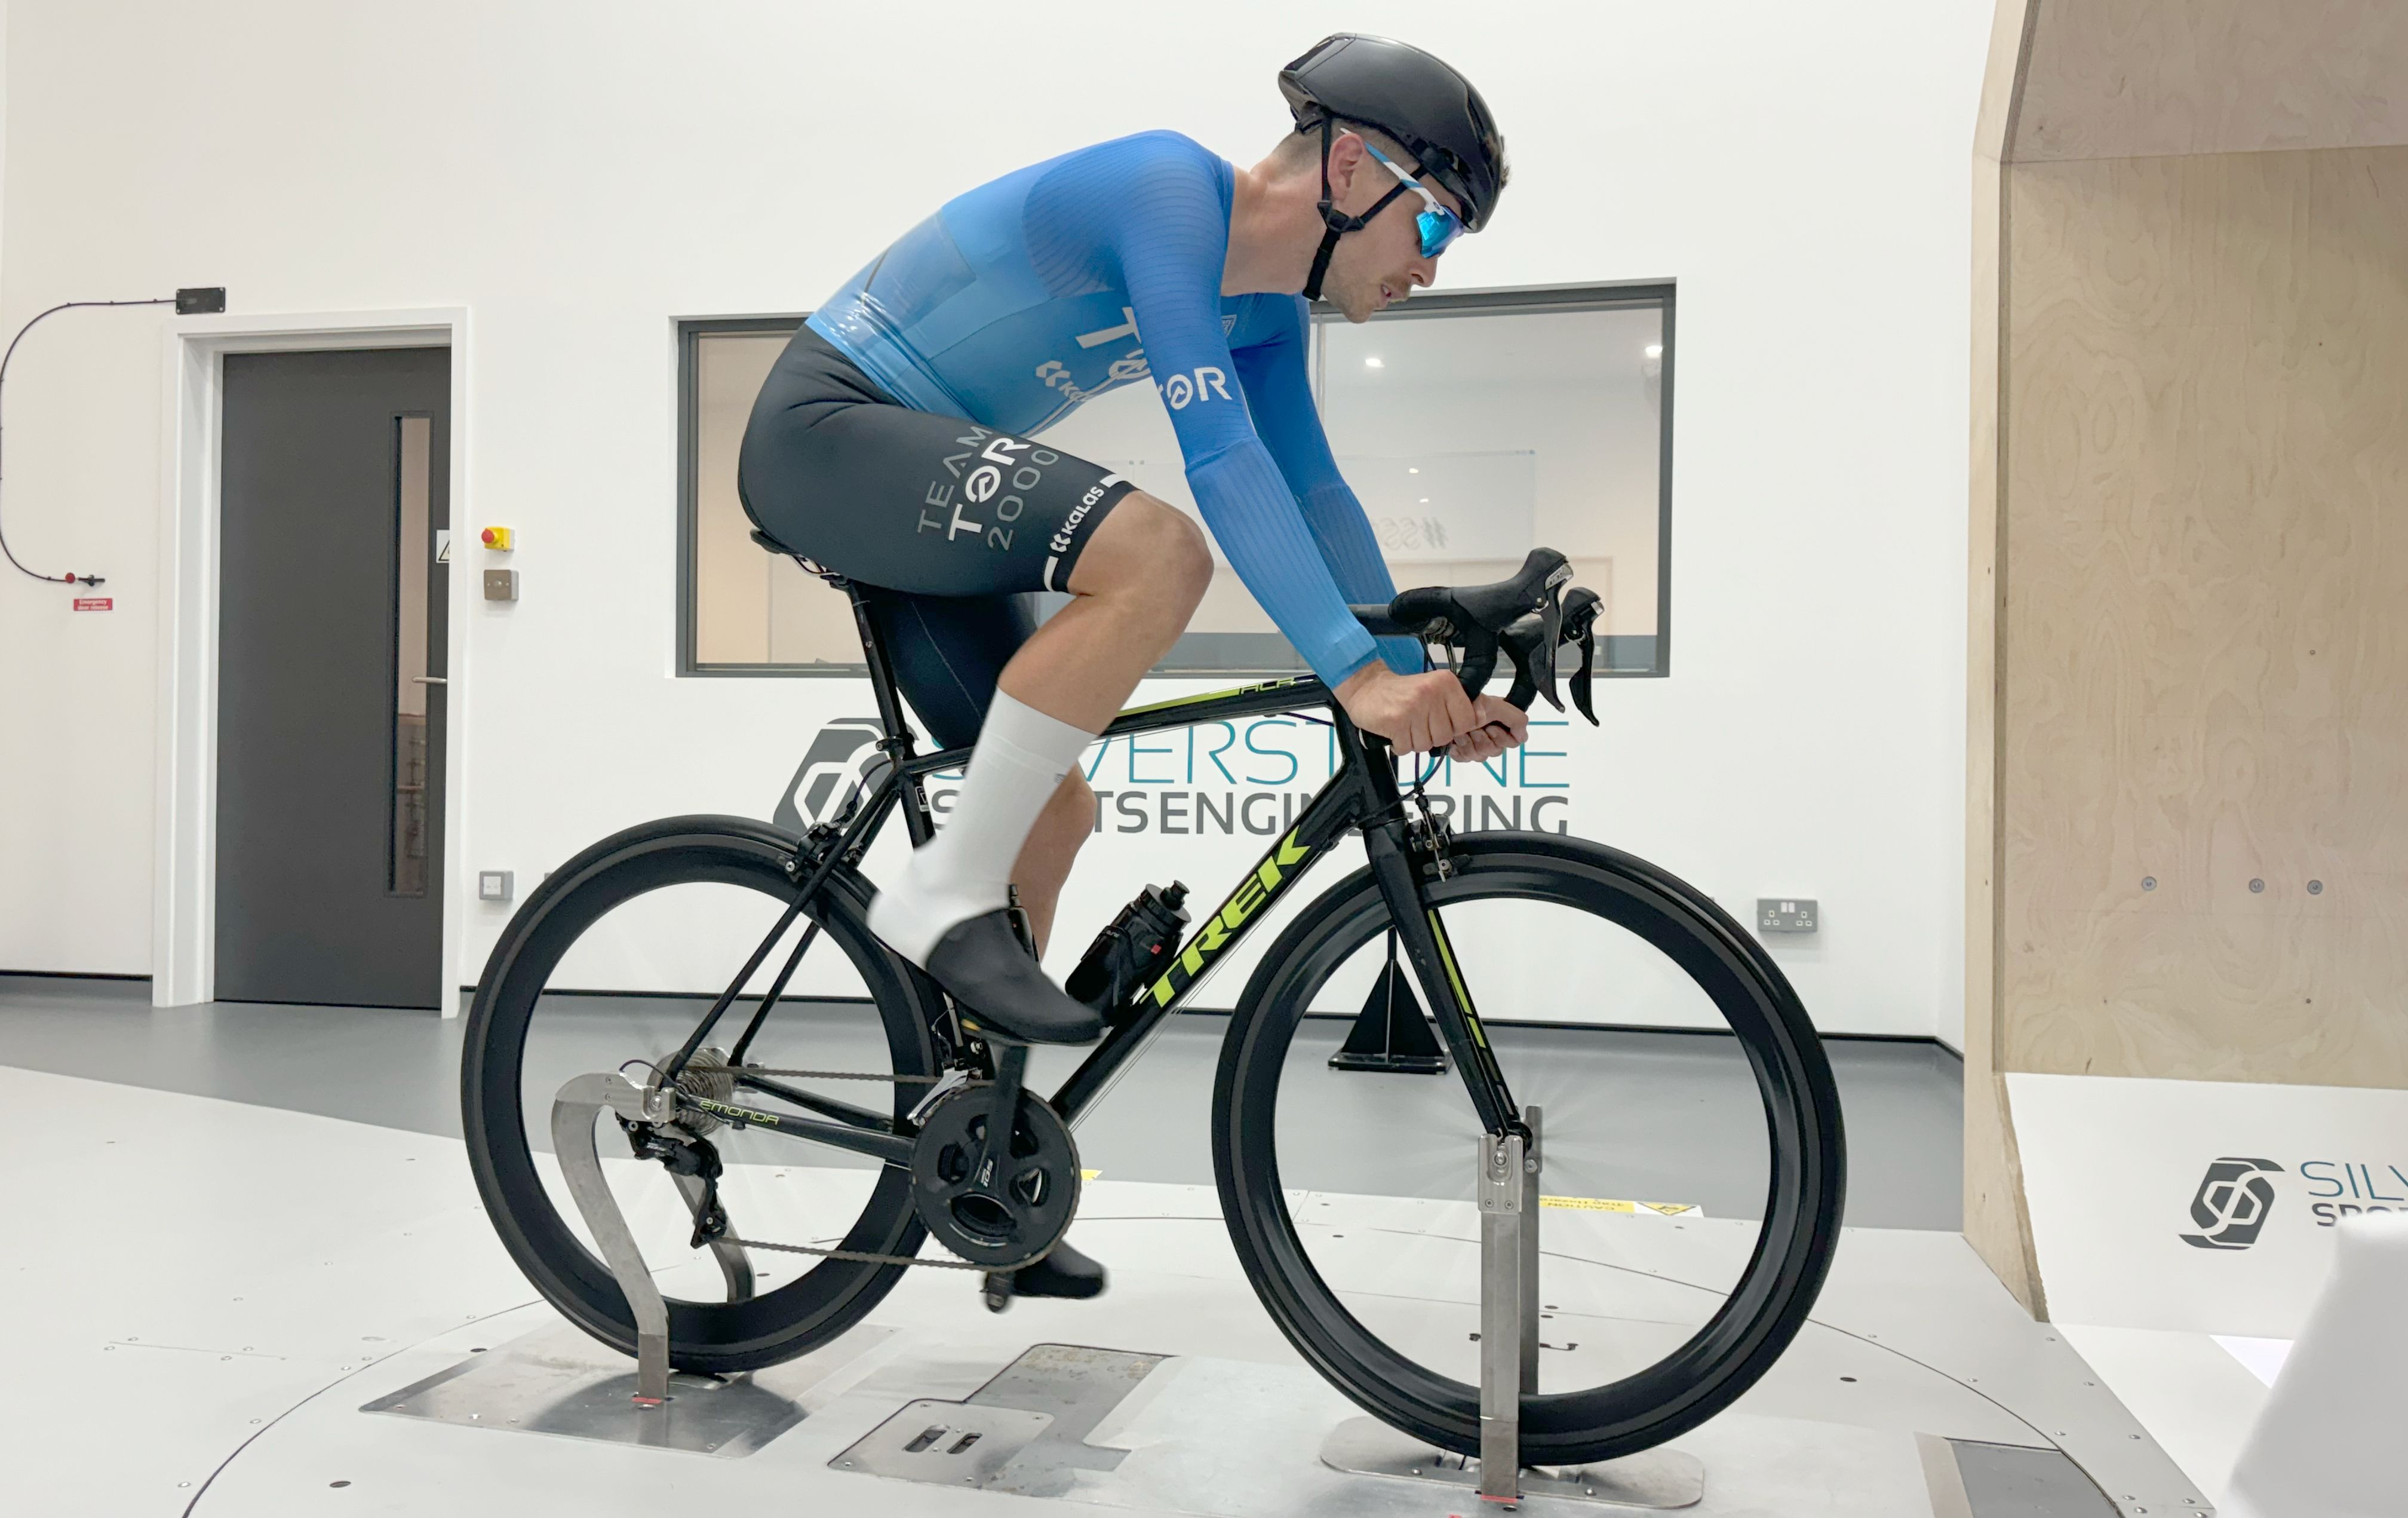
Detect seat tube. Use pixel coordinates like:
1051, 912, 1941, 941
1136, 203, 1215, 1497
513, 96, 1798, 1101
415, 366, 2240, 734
846, 585, 935, 848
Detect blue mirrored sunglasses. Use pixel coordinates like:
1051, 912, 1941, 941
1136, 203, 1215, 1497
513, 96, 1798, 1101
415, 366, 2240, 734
1365, 145, 1467, 259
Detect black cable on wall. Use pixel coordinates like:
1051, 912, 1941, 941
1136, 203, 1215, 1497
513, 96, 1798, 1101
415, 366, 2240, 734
0, 288, 228, 588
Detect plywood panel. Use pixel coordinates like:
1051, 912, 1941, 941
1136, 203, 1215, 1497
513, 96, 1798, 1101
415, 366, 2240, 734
1967, 128, 2049, 1314
2001, 145, 2408, 1085
2013, 0, 2408, 161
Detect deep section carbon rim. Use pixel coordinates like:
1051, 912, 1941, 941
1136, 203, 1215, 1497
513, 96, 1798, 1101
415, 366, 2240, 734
1212, 832, 1845, 1466
460, 814, 941, 1374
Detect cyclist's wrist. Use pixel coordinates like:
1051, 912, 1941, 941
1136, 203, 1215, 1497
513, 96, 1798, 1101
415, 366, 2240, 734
1332, 660, 1390, 706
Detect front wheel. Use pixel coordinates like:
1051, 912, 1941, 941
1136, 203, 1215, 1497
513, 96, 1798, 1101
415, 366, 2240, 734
1212, 832, 1845, 1467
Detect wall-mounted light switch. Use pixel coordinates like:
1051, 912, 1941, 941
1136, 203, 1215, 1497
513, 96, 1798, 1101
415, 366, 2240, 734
1757, 898, 1818, 934
483, 569, 518, 602
478, 870, 514, 903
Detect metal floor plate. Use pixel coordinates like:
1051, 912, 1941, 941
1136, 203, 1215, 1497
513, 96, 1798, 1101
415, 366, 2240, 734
835, 1344, 1166, 1498
831, 1342, 1949, 1516
364, 1321, 892, 1457
1321, 1415, 1706, 1508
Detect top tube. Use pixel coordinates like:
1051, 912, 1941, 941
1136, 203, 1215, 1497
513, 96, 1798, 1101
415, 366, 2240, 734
899, 676, 1335, 779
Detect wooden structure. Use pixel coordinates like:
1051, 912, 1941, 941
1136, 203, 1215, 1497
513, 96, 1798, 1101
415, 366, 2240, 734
1967, 0, 2408, 1312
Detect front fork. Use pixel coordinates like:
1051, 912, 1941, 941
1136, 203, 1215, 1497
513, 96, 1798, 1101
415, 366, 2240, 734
1354, 738, 1524, 1143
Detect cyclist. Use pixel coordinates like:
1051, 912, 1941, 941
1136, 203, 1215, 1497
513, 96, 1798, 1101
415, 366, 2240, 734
739, 35, 1521, 1297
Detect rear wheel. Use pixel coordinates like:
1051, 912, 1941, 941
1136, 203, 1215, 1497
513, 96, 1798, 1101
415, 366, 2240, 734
461, 815, 942, 1374
1212, 832, 1845, 1465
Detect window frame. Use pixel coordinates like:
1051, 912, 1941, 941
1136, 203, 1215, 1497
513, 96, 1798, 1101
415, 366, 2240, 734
674, 280, 1675, 679
1307, 279, 1676, 681
676, 312, 810, 678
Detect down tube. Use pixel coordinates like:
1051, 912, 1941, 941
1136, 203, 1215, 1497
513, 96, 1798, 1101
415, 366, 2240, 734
1049, 775, 1365, 1126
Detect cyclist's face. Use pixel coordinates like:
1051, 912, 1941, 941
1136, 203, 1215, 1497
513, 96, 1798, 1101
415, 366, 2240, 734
1320, 137, 1462, 323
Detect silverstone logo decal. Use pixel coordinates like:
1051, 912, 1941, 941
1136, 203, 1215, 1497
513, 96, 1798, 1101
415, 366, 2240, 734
2180, 1157, 2283, 1251
773, 717, 889, 831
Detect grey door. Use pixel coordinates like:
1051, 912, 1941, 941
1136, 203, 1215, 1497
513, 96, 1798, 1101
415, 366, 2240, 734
216, 348, 451, 1008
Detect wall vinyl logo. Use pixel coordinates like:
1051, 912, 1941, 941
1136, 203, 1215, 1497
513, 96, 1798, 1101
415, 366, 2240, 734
773, 718, 888, 832
2180, 1157, 2284, 1251
775, 709, 1579, 841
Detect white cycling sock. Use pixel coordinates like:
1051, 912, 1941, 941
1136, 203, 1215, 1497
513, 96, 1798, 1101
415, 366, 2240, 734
867, 690, 1094, 967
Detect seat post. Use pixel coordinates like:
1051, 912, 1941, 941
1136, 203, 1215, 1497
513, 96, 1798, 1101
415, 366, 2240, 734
841, 581, 934, 847
745, 526, 929, 842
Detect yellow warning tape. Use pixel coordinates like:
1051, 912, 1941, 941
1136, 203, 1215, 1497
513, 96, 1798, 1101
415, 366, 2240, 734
1540, 1195, 1697, 1217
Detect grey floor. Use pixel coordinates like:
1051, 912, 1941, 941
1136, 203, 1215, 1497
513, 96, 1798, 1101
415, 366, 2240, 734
0, 973, 1963, 1229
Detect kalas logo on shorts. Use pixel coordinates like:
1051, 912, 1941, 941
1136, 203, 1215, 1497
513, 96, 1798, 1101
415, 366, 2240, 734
2180, 1157, 2284, 1251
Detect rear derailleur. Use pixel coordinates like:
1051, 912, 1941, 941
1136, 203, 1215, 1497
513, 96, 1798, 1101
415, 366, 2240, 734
622, 1120, 731, 1250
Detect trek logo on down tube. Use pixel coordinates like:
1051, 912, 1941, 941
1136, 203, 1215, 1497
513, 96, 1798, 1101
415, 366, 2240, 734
1147, 828, 1313, 1006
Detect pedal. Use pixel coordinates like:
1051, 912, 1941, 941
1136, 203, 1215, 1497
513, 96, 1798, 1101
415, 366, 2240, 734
981, 1272, 1015, 1313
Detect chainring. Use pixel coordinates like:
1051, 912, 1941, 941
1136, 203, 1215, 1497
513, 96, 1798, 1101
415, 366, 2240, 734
908, 1087, 1080, 1272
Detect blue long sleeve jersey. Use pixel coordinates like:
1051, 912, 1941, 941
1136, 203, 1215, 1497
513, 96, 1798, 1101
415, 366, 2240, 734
807, 131, 1420, 686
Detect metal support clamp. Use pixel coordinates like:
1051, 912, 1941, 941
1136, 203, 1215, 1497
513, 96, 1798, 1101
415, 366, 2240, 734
552, 1072, 673, 1406
1476, 1105, 1542, 1502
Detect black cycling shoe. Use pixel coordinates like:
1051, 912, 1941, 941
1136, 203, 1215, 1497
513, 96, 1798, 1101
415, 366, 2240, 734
982, 1240, 1110, 1311
923, 910, 1107, 1045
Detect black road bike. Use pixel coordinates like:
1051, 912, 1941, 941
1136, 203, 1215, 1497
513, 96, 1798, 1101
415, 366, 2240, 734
460, 547, 1845, 1466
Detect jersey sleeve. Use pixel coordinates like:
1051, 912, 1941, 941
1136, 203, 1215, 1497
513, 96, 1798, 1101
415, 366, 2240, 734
1092, 142, 1390, 689
1230, 299, 1423, 675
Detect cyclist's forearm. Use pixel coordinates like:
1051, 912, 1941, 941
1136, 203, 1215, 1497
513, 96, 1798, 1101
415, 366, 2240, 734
1187, 444, 1382, 685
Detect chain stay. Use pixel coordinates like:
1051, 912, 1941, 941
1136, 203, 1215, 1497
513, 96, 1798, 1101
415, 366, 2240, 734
689, 1062, 966, 1084
641, 1066, 994, 1273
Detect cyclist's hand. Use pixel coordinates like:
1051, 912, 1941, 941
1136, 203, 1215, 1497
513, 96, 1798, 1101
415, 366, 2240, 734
1448, 694, 1528, 762
1334, 664, 1481, 754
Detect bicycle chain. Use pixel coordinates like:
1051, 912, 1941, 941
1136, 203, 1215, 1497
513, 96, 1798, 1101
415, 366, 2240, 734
676, 1064, 995, 1272
719, 1234, 990, 1272
693, 1065, 955, 1084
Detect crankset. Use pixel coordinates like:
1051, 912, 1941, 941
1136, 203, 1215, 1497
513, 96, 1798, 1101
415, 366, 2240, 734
908, 1085, 1081, 1272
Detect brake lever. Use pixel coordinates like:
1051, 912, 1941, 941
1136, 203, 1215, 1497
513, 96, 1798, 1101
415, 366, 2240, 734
1561, 587, 1601, 726
1452, 624, 1500, 701
1497, 612, 1561, 714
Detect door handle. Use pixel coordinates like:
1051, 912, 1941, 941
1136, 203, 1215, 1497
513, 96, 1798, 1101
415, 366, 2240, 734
411, 676, 449, 685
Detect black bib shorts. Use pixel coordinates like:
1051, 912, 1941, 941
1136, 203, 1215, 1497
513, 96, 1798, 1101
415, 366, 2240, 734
738, 326, 1138, 747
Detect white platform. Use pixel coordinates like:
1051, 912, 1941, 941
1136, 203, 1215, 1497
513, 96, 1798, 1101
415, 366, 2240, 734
2, 1064, 2211, 1514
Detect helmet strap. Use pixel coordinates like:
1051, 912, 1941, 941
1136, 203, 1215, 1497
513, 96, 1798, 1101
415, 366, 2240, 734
1301, 114, 1411, 303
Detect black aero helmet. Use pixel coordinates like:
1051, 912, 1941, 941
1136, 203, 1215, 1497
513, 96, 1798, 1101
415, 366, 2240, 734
1279, 33, 1509, 234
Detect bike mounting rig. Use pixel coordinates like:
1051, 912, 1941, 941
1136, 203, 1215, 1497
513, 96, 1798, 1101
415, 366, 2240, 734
538, 546, 1661, 1501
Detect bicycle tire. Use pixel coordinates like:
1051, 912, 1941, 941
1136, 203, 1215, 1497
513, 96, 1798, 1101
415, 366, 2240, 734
461, 814, 941, 1375
1212, 831, 1845, 1466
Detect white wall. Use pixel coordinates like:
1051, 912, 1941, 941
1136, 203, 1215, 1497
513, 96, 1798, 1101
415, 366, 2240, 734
0, 0, 1985, 1039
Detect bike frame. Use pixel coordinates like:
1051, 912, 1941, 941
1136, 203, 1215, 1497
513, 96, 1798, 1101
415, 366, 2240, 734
661, 583, 1528, 1163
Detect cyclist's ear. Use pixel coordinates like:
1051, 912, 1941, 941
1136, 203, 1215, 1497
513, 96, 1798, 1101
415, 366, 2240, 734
1322, 128, 1374, 206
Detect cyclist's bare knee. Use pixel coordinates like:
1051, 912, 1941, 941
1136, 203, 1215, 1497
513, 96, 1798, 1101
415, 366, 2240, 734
1071, 493, 1211, 618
